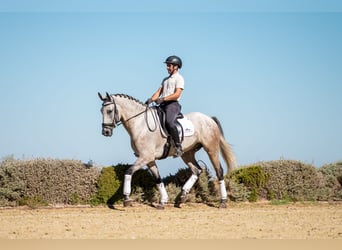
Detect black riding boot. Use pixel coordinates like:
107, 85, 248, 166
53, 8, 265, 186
169, 127, 183, 158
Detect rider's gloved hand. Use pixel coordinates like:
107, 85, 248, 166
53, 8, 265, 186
145, 98, 153, 105
156, 98, 164, 105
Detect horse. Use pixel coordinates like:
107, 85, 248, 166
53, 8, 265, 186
98, 92, 236, 208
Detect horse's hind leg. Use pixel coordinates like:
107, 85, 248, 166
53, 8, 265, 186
147, 161, 168, 209
176, 150, 202, 207
207, 150, 228, 208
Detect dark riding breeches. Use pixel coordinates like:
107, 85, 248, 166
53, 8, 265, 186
161, 101, 181, 144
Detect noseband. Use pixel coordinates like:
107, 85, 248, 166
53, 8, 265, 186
102, 99, 120, 129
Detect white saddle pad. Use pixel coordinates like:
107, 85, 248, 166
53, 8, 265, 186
177, 117, 195, 137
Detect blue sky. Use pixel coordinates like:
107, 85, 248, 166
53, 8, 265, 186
1, 1, 341, 176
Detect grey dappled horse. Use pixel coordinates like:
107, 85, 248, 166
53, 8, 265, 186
98, 92, 236, 208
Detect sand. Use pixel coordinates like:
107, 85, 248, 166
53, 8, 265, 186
0, 202, 341, 239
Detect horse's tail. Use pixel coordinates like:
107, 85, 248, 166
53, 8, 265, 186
212, 116, 237, 174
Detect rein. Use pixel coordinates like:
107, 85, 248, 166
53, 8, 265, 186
102, 99, 158, 131
118, 108, 147, 127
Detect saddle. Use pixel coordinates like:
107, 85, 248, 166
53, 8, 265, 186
156, 106, 185, 140
155, 106, 194, 159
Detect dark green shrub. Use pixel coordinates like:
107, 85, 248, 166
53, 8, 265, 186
0, 158, 25, 206
228, 165, 269, 202
164, 167, 191, 187
226, 177, 250, 202
95, 164, 157, 205
130, 167, 156, 203
318, 161, 342, 200
94, 166, 121, 205
195, 168, 219, 203
163, 167, 218, 204
163, 168, 193, 203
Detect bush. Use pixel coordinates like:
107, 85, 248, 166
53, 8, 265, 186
97, 160, 342, 205
130, 166, 157, 203
259, 160, 326, 201
228, 165, 269, 202
2, 157, 341, 207
227, 179, 250, 202
94, 166, 121, 205
227, 160, 340, 202
318, 161, 342, 200
0, 158, 25, 206
94, 164, 157, 205
1, 158, 100, 206
163, 167, 219, 204
319, 161, 342, 177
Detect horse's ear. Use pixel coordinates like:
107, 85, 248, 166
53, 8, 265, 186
106, 92, 112, 100
98, 92, 106, 101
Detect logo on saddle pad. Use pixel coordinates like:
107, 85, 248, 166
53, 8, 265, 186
176, 117, 195, 138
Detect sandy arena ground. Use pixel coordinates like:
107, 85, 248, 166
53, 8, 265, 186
0, 202, 341, 239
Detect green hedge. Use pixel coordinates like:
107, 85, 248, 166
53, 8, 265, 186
1, 157, 341, 207
0, 157, 99, 207
227, 160, 342, 202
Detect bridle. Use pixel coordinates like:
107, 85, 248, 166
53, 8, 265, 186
101, 98, 155, 130
101, 100, 120, 129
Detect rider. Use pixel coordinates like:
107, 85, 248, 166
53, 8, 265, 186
145, 55, 184, 157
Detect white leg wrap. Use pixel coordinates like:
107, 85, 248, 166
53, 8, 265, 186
182, 174, 198, 193
157, 183, 168, 203
123, 174, 132, 196
219, 179, 227, 200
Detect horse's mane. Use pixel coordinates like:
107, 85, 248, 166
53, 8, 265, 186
113, 93, 145, 106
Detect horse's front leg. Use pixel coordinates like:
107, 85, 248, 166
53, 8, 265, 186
123, 157, 150, 207
147, 161, 168, 209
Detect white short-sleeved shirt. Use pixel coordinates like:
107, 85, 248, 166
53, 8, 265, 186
160, 72, 185, 101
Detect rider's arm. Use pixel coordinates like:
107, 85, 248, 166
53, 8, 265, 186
163, 88, 183, 102
151, 87, 163, 101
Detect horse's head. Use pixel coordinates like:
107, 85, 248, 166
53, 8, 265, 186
98, 92, 120, 137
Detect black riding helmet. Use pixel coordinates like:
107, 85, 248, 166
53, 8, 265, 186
164, 55, 182, 69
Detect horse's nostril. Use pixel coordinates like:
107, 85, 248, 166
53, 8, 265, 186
102, 129, 111, 136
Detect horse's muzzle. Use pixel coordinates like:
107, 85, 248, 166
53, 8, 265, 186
102, 127, 113, 137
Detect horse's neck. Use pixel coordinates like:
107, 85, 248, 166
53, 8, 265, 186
116, 97, 146, 131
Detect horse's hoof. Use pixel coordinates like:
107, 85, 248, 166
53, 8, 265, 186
174, 191, 187, 208
174, 199, 184, 208
181, 193, 187, 202
219, 200, 227, 209
156, 204, 165, 210
174, 202, 181, 208
180, 192, 187, 203
123, 199, 133, 207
